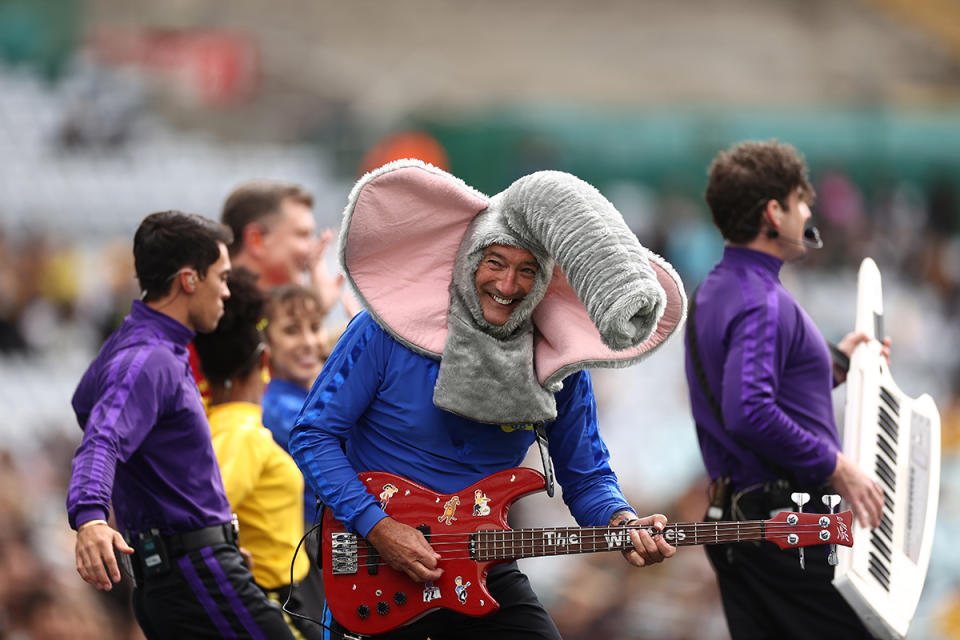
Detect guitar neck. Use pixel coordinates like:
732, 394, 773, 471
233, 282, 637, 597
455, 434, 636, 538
473, 521, 767, 562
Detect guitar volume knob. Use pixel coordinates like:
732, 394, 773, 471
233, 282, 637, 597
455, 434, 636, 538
394, 591, 407, 605
356, 604, 370, 619
377, 601, 390, 616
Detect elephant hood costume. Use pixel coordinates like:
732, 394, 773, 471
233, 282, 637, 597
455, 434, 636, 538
338, 159, 687, 424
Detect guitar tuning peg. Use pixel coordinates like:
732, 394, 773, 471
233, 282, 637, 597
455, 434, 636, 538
790, 492, 811, 510
790, 492, 811, 570
821, 494, 841, 566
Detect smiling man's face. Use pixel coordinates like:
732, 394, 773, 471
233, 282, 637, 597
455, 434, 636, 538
259, 197, 316, 287
473, 244, 539, 326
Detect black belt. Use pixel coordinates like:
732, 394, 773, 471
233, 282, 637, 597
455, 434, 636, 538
164, 522, 238, 556
126, 522, 239, 585
731, 479, 835, 520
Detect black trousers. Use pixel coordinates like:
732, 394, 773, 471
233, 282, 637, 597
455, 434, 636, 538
132, 543, 295, 640
706, 540, 873, 639
324, 561, 562, 640
709, 483, 874, 639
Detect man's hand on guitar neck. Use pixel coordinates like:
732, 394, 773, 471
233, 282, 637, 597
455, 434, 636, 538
609, 511, 676, 568
366, 517, 443, 583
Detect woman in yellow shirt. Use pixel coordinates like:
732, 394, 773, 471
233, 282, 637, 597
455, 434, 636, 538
194, 268, 323, 640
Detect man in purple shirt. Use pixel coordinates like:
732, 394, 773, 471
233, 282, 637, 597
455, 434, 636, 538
684, 141, 885, 639
67, 210, 294, 639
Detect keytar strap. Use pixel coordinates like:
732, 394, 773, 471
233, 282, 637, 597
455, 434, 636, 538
686, 286, 782, 479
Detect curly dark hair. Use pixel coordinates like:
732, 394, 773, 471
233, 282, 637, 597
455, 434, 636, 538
194, 267, 265, 384
705, 140, 815, 244
134, 211, 232, 302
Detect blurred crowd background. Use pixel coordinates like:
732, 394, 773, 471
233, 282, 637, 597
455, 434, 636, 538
1, 0, 959, 638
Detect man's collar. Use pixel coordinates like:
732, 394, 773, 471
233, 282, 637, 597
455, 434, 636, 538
132, 299, 196, 346
722, 245, 783, 277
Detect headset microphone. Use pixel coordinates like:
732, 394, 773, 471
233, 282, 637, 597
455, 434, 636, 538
803, 225, 823, 249
767, 226, 823, 249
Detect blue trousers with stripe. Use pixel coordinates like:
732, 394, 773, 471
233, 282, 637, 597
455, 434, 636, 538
132, 543, 295, 640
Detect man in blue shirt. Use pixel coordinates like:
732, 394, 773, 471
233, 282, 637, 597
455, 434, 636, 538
290, 162, 688, 639
67, 210, 294, 639
684, 140, 885, 639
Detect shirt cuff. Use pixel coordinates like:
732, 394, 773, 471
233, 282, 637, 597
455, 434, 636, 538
74, 507, 109, 531
354, 503, 389, 538
600, 502, 634, 527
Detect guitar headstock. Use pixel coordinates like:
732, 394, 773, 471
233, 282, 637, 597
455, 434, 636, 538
764, 510, 854, 550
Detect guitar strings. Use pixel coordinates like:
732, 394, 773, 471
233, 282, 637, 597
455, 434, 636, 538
340, 523, 845, 568
343, 523, 842, 545
342, 522, 841, 542
338, 520, 835, 538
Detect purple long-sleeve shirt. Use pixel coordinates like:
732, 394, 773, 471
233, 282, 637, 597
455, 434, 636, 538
66, 300, 232, 536
683, 247, 839, 491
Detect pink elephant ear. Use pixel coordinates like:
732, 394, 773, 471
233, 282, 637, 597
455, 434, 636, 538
341, 159, 688, 386
340, 160, 489, 356
533, 253, 687, 387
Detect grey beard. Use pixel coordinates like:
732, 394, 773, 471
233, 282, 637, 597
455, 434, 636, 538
433, 293, 557, 425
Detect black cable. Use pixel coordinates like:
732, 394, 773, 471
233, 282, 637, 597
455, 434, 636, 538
280, 521, 325, 624
280, 516, 368, 639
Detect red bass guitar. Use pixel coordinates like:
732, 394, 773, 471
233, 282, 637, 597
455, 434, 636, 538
322, 467, 853, 636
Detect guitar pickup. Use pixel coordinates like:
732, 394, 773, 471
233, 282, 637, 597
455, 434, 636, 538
416, 524, 432, 542
331, 533, 358, 575
367, 544, 379, 575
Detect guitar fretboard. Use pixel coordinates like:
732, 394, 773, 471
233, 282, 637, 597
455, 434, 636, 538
472, 521, 768, 561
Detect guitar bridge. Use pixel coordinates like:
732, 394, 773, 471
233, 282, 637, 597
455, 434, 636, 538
331, 532, 358, 575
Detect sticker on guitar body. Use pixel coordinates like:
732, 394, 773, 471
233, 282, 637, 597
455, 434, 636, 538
378, 484, 399, 510
454, 576, 471, 604
422, 582, 441, 603
438, 496, 460, 524
473, 490, 491, 516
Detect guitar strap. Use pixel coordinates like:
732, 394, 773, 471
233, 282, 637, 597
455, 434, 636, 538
686, 286, 778, 485
828, 341, 850, 373
533, 423, 555, 497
